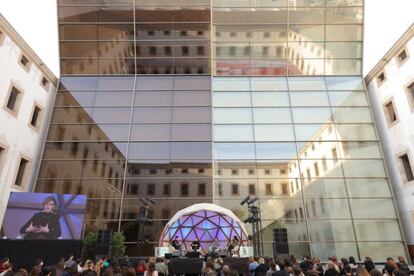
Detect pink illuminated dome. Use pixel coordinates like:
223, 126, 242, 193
159, 203, 249, 250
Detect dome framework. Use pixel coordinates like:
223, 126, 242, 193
159, 203, 249, 250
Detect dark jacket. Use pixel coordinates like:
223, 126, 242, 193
272, 270, 290, 276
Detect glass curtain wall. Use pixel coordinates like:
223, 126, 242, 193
212, 76, 407, 260
34, 0, 408, 260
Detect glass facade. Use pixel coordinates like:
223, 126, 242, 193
35, 0, 408, 259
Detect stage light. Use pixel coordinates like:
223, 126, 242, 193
240, 196, 251, 206
145, 196, 156, 205
246, 197, 258, 205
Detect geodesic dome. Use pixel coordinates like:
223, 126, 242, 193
159, 203, 249, 250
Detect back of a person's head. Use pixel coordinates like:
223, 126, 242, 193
277, 261, 286, 270
349, 257, 356, 265
356, 265, 370, 276
315, 263, 323, 273
222, 265, 231, 276
270, 262, 276, 271
369, 269, 382, 276
397, 256, 406, 264
292, 265, 302, 276
306, 270, 318, 276
248, 256, 254, 263
42, 265, 59, 276
344, 265, 352, 275
341, 258, 349, 266
30, 265, 42, 276
365, 257, 373, 263
206, 261, 215, 270
122, 267, 135, 276
14, 269, 29, 276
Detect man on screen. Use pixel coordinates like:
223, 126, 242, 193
19, 196, 61, 240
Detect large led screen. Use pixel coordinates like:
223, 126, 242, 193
1, 192, 87, 240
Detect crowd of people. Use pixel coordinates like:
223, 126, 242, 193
0, 255, 411, 276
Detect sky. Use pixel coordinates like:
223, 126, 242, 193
0, 0, 413, 77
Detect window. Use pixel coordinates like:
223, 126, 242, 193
5, 86, 23, 115
0, 146, 5, 174
331, 148, 338, 162
163, 183, 171, 196
181, 183, 189, 196
147, 184, 155, 195
231, 183, 239, 195
249, 184, 256, 195
182, 168, 188, 174
384, 100, 398, 126
198, 183, 206, 196
15, 157, 29, 186
19, 54, 31, 71
313, 162, 319, 177
281, 183, 288, 196
0, 29, 4, 45
198, 169, 205, 174
406, 82, 414, 109
248, 169, 255, 175
40, 76, 50, 90
197, 46, 205, 56
231, 169, 238, 175
182, 46, 189, 56
149, 169, 157, 175
397, 49, 408, 65
322, 157, 328, 171
164, 46, 172, 56
218, 183, 223, 196
399, 154, 414, 182
377, 72, 386, 86
29, 105, 43, 130
149, 47, 157, 56
264, 169, 271, 175
265, 183, 273, 195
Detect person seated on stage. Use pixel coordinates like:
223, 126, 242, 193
19, 196, 61, 240
191, 238, 201, 252
209, 238, 220, 253
230, 236, 240, 257
171, 235, 181, 251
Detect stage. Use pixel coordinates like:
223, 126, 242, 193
0, 239, 83, 270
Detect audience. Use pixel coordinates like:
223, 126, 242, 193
0, 252, 412, 276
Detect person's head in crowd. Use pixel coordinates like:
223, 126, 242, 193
356, 265, 371, 276
35, 259, 44, 267
292, 265, 303, 276
29, 265, 42, 276
314, 263, 323, 275
277, 260, 286, 271
147, 262, 156, 276
349, 257, 356, 265
397, 256, 406, 264
326, 261, 337, 272
83, 260, 94, 270
269, 262, 277, 272
290, 255, 297, 265
312, 258, 320, 265
122, 267, 135, 276
205, 261, 215, 272
222, 265, 231, 276
1, 258, 10, 265
306, 270, 319, 276
3, 263, 13, 272
343, 265, 352, 276
369, 269, 382, 276
42, 265, 60, 276
258, 257, 265, 265
392, 270, 407, 276
14, 269, 29, 276
303, 256, 310, 261
341, 258, 349, 267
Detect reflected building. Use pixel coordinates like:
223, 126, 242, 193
35, 0, 408, 259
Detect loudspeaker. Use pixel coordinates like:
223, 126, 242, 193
186, 251, 200, 258
272, 228, 289, 257
96, 230, 112, 256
